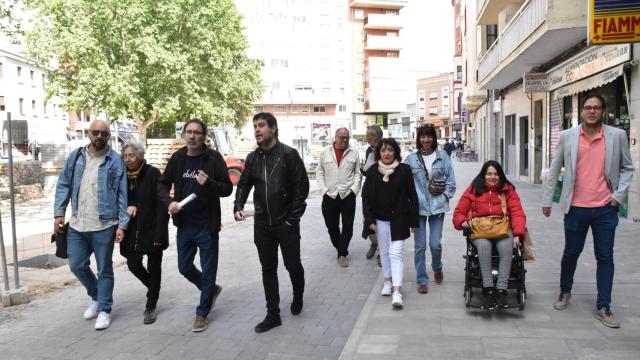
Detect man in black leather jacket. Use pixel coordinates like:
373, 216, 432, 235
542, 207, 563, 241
234, 112, 309, 333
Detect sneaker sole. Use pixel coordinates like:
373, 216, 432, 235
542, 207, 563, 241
553, 304, 568, 310
192, 325, 208, 333
392, 302, 403, 309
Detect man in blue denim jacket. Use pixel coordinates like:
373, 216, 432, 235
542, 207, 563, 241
53, 120, 129, 330
404, 124, 456, 294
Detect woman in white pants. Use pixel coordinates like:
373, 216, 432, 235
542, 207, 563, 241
362, 138, 419, 309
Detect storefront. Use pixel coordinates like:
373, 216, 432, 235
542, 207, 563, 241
547, 44, 633, 162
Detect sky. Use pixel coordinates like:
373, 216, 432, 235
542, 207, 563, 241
400, 0, 454, 82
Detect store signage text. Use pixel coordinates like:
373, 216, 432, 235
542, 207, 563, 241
523, 73, 549, 93
547, 44, 630, 91
589, 0, 640, 45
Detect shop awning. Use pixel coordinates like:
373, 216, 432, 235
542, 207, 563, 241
554, 64, 625, 99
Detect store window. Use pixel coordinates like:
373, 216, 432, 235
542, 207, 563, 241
578, 76, 629, 136
562, 96, 573, 130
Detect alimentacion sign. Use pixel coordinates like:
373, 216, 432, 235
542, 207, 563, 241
589, 0, 640, 45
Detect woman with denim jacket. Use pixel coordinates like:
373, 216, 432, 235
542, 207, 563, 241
403, 124, 456, 294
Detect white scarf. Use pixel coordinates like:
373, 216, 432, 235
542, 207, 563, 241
377, 160, 399, 182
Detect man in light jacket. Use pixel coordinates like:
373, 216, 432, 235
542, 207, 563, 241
317, 128, 362, 267
542, 93, 634, 329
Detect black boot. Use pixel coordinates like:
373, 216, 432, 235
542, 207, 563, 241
255, 314, 282, 333
481, 287, 495, 310
290, 295, 303, 315
495, 289, 508, 308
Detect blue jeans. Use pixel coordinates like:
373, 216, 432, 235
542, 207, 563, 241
67, 226, 116, 313
414, 214, 445, 285
177, 228, 219, 317
561, 204, 618, 308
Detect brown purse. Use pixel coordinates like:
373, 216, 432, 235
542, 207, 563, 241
467, 193, 510, 241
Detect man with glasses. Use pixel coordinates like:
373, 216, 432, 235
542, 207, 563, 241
158, 118, 233, 332
543, 93, 634, 328
54, 120, 129, 330
316, 127, 362, 267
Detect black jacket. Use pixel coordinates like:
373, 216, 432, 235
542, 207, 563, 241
121, 164, 169, 255
158, 145, 233, 234
234, 142, 309, 226
362, 163, 419, 240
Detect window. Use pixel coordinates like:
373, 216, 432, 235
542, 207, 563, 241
42, 74, 46, 87
353, 8, 364, 20
0, 62, 3, 79
43, 101, 47, 115
0, 96, 5, 111
429, 90, 438, 99
19, 98, 24, 113
295, 83, 312, 91
442, 87, 449, 98
457, 66, 463, 80
17, 66, 22, 81
338, 105, 346, 112
292, 105, 309, 113
356, 72, 364, 82
313, 105, 326, 113
357, 94, 365, 103
386, 52, 398, 58
355, 52, 363, 60
271, 82, 280, 91
321, 83, 330, 92
385, 10, 398, 15
270, 58, 288, 67
418, 90, 425, 103
486, 25, 498, 48
429, 107, 438, 115
386, 31, 398, 37
255, 105, 264, 113
273, 105, 287, 113
30, 70, 35, 83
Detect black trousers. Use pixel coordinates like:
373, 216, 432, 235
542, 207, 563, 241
321, 192, 356, 257
254, 222, 305, 317
123, 250, 163, 310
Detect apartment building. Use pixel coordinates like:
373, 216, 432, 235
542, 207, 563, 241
0, 48, 69, 169
451, 0, 466, 143
236, 0, 352, 152
416, 73, 452, 139
349, 0, 408, 137
457, 0, 640, 220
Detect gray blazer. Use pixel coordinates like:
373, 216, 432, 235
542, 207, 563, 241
542, 124, 634, 214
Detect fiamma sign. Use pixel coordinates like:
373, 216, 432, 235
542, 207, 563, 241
523, 73, 549, 93
589, 0, 640, 45
547, 44, 631, 91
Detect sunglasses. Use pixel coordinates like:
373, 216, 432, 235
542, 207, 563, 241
90, 130, 110, 137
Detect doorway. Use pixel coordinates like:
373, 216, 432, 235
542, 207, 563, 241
534, 101, 543, 184
519, 116, 529, 177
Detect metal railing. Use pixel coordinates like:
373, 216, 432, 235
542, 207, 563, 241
478, 0, 548, 82
477, 0, 487, 19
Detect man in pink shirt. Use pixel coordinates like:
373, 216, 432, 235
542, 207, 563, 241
542, 94, 634, 328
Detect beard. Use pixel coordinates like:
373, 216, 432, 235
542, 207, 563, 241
91, 138, 107, 151
186, 140, 203, 150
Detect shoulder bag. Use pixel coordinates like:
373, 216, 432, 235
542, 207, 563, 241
467, 192, 510, 241
416, 152, 445, 195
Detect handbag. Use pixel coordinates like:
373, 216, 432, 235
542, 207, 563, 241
467, 193, 510, 241
522, 228, 536, 262
416, 152, 446, 195
51, 148, 82, 259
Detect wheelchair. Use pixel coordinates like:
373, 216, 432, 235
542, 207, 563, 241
463, 234, 527, 310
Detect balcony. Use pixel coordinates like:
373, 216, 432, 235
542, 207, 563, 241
364, 13, 403, 30
350, 0, 407, 10
477, 0, 587, 89
477, 0, 525, 25
365, 35, 402, 51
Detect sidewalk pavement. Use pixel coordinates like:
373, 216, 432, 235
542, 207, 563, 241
340, 161, 640, 360
0, 160, 638, 359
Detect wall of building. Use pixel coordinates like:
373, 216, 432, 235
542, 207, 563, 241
628, 44, 640, 222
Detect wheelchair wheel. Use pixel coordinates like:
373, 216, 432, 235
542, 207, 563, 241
518, 289, 526, 310
464, 287, 472, 307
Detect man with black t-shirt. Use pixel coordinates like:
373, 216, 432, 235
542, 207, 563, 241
158, 119, 233, 332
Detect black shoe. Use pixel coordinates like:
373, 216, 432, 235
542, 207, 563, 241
481, 287, 495, 310
376, 254, 381, 267
495, 289, 508, 308
143, 307, 156, 324
290, 296, 303, 315
255, 315, 282, 333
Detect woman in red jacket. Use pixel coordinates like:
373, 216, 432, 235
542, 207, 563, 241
453, 161, 526, 309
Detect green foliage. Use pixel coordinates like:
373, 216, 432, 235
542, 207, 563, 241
0, 0, 21, 40
24, 0, 263, 141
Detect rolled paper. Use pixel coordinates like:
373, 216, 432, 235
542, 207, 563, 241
178, 193, 197, 208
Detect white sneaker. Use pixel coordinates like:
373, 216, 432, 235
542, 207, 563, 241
94, 312, 111, 330
381, 281, 392, 296
392, 292, 403, 309
83, 300, 99, 320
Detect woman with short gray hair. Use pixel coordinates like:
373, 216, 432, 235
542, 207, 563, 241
120, 140, 169, 324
